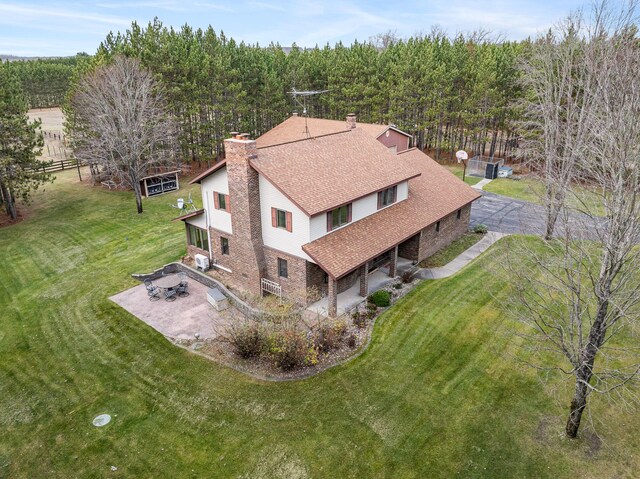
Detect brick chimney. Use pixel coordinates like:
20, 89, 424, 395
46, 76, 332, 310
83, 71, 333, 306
346, 113, 357, 129
224, 133, 267, 295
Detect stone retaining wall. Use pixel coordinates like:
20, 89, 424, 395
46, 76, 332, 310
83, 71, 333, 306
132, 262, 280, 321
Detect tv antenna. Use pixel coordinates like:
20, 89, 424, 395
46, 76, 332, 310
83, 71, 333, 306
288, 88, 329, 138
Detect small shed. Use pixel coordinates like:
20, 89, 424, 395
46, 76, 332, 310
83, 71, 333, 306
140, 170, 180, 197
207, 288, 229, 311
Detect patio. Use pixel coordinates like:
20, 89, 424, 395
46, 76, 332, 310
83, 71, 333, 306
110, 274, 235, 340
307, 269, 397, 317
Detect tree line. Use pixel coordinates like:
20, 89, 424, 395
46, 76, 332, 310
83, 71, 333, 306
65, 19, 526, 164
3, 55, 86, 109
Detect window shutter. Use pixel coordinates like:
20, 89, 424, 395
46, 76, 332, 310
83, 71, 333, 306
225, 194, 231, 213
392, 185, 397, 203
213, 191, 219, 209
327, 211, 332, 232
377, 191, 383, 209
347, 204, 352, 222
286, 211, 293, 232
271, 207, 277, 227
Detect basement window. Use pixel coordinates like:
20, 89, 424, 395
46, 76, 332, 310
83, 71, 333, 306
220, 237, 229, 255
278, 258, 288, 278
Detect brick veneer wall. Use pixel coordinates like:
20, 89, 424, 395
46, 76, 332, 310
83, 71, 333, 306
187, 244, 209, 260
306, 261, 328, 299
417, 204, 471, 262
263, 247, 309, 303
224, 138, 267, 296
398, 232, 420, 261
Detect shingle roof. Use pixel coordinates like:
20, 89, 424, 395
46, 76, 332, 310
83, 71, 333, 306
252, 128, 421, 216
302, 148, 481, 278
172, 209, 205, 222
255, 115, 409, 148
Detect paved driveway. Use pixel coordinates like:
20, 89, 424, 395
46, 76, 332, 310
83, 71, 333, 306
471, 191, 601, 236
471, 191, 548, 235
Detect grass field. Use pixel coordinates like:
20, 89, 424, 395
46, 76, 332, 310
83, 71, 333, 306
484, 177, 606, 216
1, 170, 638, 478
418, 232, 485, 268
442, 164, 483, 186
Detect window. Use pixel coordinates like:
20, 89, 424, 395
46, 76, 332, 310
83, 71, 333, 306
213, 192, 230, 212
277, 258, 288, 278
377, 185, 397, 209
456, 208, 461, 219
327, 203, 352, 231
186, 224, 209, 251
435, 221, 441, 233
271, 208, 292, 232
220, 237, 229, 255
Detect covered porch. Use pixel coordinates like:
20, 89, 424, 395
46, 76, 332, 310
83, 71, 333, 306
307, 245, 414, 317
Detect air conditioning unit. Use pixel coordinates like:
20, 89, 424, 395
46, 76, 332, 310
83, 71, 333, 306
195, 254, 210, 272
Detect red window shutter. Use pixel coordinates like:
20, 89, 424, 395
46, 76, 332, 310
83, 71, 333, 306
225, 194, 231, 212
271, 207, 277, 227
286, 211, 293, 232
327, 211, 332, 232
377, 191, 383, 209
213, 192, 219, 209
347, 204, 352, 222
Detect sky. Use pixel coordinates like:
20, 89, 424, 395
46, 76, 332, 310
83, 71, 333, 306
0, 0, 586, 57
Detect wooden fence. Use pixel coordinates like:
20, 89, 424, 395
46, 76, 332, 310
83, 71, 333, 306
26, 159, 85, 174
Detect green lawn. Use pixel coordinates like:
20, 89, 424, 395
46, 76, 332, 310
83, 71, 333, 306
484, 177, 606, 216
1, 170, 637, 478
443, 164, 483, 186
418, 232, 485, 268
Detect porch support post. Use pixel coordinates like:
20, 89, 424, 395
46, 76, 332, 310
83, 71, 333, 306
389, 245, 399, 277
328, 276, 338, 318
359, 262, 369, 297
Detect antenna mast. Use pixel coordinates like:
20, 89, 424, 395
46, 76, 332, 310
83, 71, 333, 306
288, 88, 329, 138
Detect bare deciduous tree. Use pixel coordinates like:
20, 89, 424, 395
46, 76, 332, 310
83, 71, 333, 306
68, 55, 177, 213
505, 1, 640, 439
517, 13, 597, 239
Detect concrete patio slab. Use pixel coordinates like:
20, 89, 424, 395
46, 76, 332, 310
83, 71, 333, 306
110, 277, 233, 340
307, 269, 395, 317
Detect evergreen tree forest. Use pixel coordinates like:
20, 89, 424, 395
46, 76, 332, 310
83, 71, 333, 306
3, 55, 86, 109
66, 19, 527, 164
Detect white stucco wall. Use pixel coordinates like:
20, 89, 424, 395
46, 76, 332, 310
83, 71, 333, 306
185, 213, 207, 229
259, 175, 311, 260
309, 180, 409, 241
200, 167, 232, 234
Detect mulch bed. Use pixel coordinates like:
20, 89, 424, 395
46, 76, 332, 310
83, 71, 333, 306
171, 277, 421, 381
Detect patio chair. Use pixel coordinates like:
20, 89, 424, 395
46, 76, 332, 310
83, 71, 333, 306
177, 272, 189, 297
164, 287, 177, 302
144, 280, 161, 301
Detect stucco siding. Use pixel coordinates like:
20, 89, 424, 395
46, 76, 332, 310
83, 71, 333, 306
309, 180, 409, 241
259, 175, 312, 261
201, 167, 232, 234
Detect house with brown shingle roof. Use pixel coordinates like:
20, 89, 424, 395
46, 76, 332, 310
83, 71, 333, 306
179, 114, 480, 317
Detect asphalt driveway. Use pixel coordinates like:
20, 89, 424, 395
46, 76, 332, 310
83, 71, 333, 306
470, 191, 548, 235
470, 190, 604, 238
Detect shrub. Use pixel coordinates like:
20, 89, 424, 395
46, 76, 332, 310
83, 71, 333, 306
315, 323, 340, 353
346, 334, 357, 348
352, 310, 368, 329
268, 328, 311, 371
472, 224, 488, 234
228, 321, 265, 359
368, 290, 391, 307
401, 271, 414, 283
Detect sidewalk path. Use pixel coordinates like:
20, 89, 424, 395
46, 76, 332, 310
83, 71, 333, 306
415, 231, 509, 280
471, 178, 493, 190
